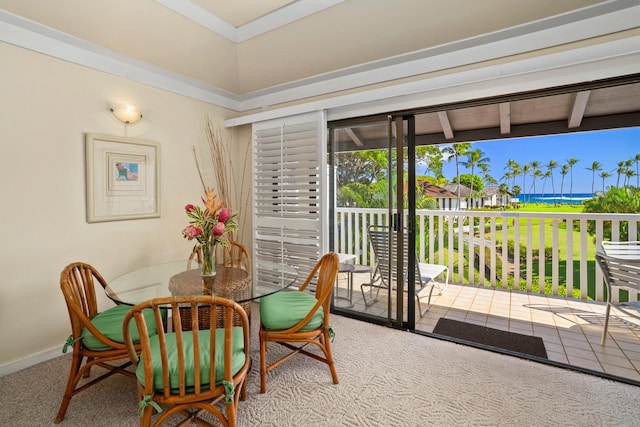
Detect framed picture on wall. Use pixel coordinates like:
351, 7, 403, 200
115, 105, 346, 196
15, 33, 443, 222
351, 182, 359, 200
85, 133, 160, 223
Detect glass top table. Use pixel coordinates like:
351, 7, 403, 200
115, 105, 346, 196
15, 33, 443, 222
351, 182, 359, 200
105, 260, 298, 306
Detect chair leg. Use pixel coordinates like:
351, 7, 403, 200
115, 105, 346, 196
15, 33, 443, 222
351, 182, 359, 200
55, 352, 84, 423
601, 303, 612, 346
259, 331, 268, 394
322, 330, 339, 385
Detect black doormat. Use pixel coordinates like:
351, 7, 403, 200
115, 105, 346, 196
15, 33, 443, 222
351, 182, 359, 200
432, 318, 548, 359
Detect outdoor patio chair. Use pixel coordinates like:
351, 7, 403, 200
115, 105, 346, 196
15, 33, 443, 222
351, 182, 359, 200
601, 240, 640, 258
595, 249, 640, 346
122, 295, 250, 427
361, 225, 449, 317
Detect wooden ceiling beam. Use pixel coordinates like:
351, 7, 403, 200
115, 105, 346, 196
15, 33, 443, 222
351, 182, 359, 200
568, 90, 591, 128
345, 128, 364, 146
499, 102, 511, 134
437, 111, 454, 139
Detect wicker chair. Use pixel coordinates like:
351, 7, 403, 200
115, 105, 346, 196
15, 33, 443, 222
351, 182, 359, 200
56, 262, 160, 423
259, 252, 340, 393
187, 241, 251, 273
122, 295, 250, 427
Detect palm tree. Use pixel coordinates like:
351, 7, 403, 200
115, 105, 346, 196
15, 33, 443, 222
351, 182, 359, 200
462, 148, 490, 197
498, 183, 509, 208
599, 171, 611, 192
505, 159, 520, 193
479, 163, 497, 186
625, 168, 636, 187
615, 160, 627, 187
566, 158, 579, 202
546, 160, 558, 206
442, 142, 471, 208
529, 169, 543, 203
586, 161, 602, 195
521, 163, 531, 205
634, 153, 640, 187
501, 170, 513, 187
559, 164, 570, 205
540, 170, 552, 202
625, 159, 634, 186
511, 185, 522, 204
529, 160, 541, 202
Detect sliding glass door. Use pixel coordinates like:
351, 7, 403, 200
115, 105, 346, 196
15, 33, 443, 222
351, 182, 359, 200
329, 114, 417, 329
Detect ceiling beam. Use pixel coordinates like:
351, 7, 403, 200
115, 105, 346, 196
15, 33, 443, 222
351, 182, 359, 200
568, 90, 591, 128
345, 128, 364, 147
336, 112, 640, 152
499, 102, 511, 134
414, 112, 640, 146
437, 111, 454, 139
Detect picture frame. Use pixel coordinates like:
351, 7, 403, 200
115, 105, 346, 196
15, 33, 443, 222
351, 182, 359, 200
85, 133, 160, 223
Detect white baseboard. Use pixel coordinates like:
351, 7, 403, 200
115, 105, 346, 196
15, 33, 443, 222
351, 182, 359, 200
0, 346, 65, 377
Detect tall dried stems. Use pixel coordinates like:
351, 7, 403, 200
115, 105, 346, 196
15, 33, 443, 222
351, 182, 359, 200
193, 115, 250, 240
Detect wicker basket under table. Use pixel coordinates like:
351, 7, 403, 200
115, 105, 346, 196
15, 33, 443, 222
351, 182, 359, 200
168, 267, 252, 330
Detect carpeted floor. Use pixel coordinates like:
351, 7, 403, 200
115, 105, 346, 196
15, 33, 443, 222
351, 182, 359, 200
432, 318, 548, 359
1, 312, 639, 426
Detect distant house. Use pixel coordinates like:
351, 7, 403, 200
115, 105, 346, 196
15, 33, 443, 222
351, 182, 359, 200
481, 186, 511, 208
438, 184, 510, 209
418, 182, 510, 210
420, 183, 461, 210
442, 183, 472, 210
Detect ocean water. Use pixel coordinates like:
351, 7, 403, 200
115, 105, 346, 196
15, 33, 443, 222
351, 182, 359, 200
515, 193, 594, 205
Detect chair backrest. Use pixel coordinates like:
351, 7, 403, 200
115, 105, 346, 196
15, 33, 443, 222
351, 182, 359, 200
59, 262, 126, 350
60, 262, 108, 337
601, 241, 640, 258
187, 241, 251, 273
596, 252, 640, 294
368, 225, 423, 287
122, 295, 251, 400
298, 252, 340, 321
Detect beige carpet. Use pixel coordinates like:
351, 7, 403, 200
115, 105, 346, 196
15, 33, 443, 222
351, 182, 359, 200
1, 312, 639, 426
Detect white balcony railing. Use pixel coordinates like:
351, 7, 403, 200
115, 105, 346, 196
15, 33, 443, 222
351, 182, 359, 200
336, 208, 640, 304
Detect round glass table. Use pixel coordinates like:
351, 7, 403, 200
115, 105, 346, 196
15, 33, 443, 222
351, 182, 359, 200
106, 260, 298, 327
106, 261, 297, 304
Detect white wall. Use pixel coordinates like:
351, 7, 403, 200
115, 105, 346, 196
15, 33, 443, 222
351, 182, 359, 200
0, 41, 241, 374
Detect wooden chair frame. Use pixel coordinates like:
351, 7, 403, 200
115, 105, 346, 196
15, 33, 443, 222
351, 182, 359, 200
123, 295, 250, 427
56, 262, 138, 424
187, 241, 251, 273
259, 252, 340, 393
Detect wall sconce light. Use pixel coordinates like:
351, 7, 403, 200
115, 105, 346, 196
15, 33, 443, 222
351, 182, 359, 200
108, 103, 143, 124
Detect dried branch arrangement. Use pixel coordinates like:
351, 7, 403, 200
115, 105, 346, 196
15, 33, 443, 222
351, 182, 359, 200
193, 115, 250, 240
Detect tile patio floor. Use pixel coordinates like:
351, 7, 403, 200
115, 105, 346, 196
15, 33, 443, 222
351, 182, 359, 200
334, 273, 640, 384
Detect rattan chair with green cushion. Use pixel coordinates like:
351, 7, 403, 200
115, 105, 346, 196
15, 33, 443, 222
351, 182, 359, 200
122, 295, 250, 427
259, 252, 340, 393
56, 262, 160, 424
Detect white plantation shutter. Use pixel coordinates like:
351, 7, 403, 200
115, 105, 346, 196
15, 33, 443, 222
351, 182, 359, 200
252, 111, 328, 294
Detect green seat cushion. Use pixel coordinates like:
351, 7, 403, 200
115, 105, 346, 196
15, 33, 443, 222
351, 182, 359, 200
260, 291, 323, 331
81, 304, 158, 351
137, 327, 246, 393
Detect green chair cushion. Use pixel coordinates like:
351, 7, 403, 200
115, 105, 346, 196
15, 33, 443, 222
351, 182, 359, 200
260, 291, 323, 331
81, 304, 158, 351
137, 327, 246, 393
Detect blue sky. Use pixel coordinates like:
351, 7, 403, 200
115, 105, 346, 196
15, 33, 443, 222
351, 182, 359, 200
430, 127, 640, 194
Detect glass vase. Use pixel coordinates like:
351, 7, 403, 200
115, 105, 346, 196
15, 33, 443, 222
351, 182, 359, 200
201, 244, 216, 277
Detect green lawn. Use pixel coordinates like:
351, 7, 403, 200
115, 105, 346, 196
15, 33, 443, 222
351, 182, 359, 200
483, 203, 596, 298
422, 203, 602, 298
